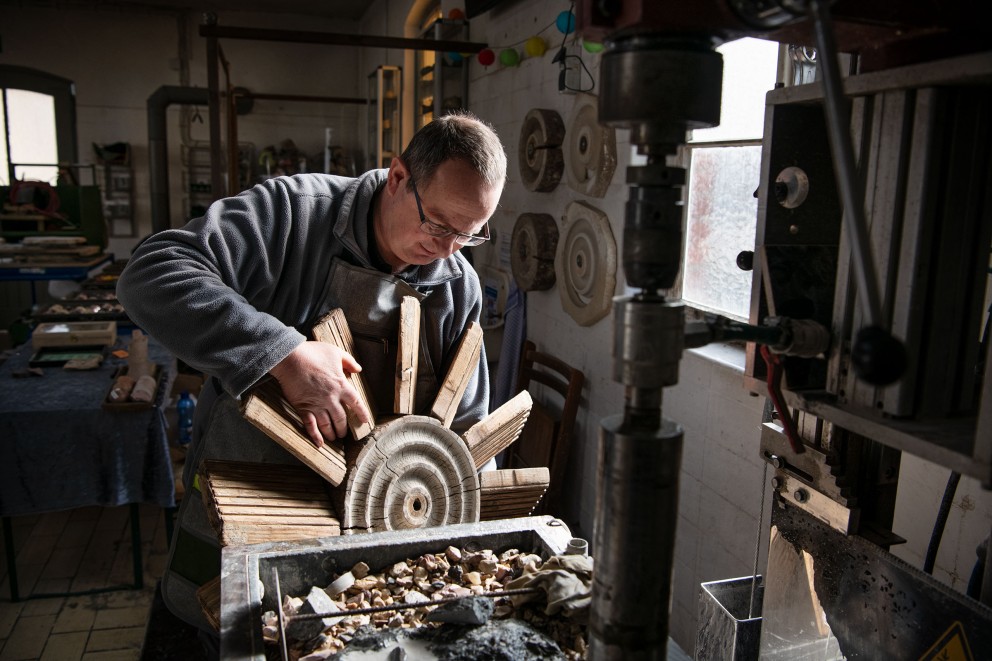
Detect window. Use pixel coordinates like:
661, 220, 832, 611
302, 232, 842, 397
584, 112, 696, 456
0, 66, 77, 186
678, 38, 780, 320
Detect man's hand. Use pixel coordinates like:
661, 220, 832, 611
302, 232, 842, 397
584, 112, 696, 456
268, 341, 371, 447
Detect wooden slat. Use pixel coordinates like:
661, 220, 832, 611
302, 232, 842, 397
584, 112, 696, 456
224, 525, 341, 546
312, 308, 376, 439
241, 380, 348, 486
395, 296, 421, 415
200, 460, 341, 546
463, 391, 532, 468
479, 467, 549, 520
430, 321, 483, 428
480, 466, 550, 489
481, 495, 549, 507
207, 495, 332, 508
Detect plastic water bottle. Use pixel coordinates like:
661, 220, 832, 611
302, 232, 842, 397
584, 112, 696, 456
177, 390, 195, 446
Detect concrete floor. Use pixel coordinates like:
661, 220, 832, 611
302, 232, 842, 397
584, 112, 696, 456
0, 504, 171, 661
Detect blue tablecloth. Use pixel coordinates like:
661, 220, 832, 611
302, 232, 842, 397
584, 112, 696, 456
0, 337, 176, 516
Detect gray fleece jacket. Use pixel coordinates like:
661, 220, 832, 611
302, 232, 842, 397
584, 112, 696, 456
117, 170, 488, 432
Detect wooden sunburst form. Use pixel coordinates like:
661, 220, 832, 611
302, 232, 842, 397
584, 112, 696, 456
241, 297, 548, 534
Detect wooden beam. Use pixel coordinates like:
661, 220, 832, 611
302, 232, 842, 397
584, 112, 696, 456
463, 390, 532, 468
430, 321, 483, 428
233, 91, 367, 105
200, 24, 488, 54
395, 296, 421, 415
312, 308, 376, 439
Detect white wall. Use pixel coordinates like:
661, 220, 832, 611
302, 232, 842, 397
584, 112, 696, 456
463, 2, 627, 536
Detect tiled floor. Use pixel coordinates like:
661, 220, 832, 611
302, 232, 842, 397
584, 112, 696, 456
0, 504, 172, 661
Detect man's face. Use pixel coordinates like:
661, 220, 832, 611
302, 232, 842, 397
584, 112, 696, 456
379, 158, 500, 270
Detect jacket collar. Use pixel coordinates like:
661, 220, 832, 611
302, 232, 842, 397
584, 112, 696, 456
333, 169, 464, 287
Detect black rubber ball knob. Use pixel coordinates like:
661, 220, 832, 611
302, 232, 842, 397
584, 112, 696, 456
852, 325, 907, 386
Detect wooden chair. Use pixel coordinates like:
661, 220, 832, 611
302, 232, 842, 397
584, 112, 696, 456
503, 340, 584, 517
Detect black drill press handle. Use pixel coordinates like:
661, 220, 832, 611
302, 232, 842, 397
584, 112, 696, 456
852, 325, 907, 386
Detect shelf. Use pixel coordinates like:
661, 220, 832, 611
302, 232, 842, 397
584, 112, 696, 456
367, 65, 403, 172
414, 18, 469, 131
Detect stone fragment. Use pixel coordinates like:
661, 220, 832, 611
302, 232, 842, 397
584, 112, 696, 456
478, 556, 499, 573
418, 554, 437, 572
326, 571, 355, 597
286, 586, 340, 642
404, 590, 429, 605
465, 571, 482, 586
351, 561, 370, 579
447, 564, 463, 581
445, 546, 462, 563
426, 595, 495, 626
389, 561, 411, 578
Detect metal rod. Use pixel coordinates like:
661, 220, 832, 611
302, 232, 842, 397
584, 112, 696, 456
287, 587, 542, 622
200, 24, 488, 54
274, 567, 289, 661
748, 461, 769, 619
129, 503, 143, 590
233, 92, 367, 105
808, 0, 884, 328
205, 17, 224, 203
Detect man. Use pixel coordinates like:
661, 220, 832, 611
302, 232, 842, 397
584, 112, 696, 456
117, 112, 506, 640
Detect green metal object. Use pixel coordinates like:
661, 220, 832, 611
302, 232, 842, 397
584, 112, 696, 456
0, 185, 108, 248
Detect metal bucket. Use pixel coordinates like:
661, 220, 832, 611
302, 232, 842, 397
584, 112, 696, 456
694, 575, 763, 661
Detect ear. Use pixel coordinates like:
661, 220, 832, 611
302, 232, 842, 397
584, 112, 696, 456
385, 157, 409, 197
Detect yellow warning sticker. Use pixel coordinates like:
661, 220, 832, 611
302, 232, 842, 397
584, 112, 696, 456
919, 621, 974, 661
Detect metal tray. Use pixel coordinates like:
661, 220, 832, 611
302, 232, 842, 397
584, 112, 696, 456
220, 515, 574, 661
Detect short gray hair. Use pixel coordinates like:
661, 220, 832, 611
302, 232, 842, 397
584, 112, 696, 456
401, 111, 506, 191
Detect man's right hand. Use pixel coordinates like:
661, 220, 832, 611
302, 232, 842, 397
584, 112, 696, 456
268, 341, 371, 448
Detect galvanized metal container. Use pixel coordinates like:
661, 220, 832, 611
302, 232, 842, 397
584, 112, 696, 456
695, 575, 763, 661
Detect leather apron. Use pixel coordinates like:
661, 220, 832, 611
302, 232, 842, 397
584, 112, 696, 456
161, 258, 438, 632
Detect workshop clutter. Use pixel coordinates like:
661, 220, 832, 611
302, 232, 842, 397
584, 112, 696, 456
257, 138, 358, 184
103, 329, 164, 410
166, 367, 205, 501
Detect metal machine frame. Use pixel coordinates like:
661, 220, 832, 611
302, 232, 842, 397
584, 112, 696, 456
576, 1, 992, 658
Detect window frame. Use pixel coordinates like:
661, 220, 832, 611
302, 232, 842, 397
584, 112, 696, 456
1, 65, 78, 184
669, 40, 786, 322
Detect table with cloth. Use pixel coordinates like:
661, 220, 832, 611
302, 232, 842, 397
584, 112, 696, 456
0, 335, 176, 600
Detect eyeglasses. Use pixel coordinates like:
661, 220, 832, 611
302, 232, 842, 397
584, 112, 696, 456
410, 178, 490, 247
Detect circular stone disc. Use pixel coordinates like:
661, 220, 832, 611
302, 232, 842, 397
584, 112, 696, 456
518, 108, 565, 192
555, 200, 617, 326
511, 213, 559, 291
342, 416, 480, 532
564, 93, 617, 198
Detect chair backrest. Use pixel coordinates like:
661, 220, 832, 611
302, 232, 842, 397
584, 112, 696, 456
506, 340, 584, 516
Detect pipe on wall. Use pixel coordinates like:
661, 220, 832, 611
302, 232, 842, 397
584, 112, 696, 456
147, 85, 209, 234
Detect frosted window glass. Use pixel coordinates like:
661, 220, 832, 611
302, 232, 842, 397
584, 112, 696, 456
690, 37, 779, 143
8, 89, 58, 183
682, 145, 762, 320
